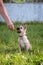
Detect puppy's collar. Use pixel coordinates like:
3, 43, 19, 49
19, 36, 23, 37
19, 35, 25, 37
19, 36, 23, 40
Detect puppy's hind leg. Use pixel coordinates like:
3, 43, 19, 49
26, 45, 32, 55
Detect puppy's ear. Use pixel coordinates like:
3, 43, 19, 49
23, 25, 27, 30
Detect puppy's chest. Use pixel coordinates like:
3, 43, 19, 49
18, 37, 25, 47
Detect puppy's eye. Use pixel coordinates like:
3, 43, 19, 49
20, 27, 22, 29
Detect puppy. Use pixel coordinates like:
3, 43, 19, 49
17, 25, 32, 52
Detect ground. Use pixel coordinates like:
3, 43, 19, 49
0, 22, 43, 65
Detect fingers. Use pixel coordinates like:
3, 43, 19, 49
7, 23, 14, 30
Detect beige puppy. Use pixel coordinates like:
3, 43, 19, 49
17, 25, 32, 52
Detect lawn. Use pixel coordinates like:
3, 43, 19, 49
0, 22, 43, 65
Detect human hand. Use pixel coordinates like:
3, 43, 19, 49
7, 22, 14, 30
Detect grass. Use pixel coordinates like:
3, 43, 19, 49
0, 22, 43, 65
14, 0, 25, 3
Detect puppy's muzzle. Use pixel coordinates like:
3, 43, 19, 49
17, 27, 20, 30
17, 27, 21, 33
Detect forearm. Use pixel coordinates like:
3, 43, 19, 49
0, 0, 14, 30
0, 1, 11, 25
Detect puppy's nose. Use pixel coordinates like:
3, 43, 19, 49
17, 27, 20, 30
